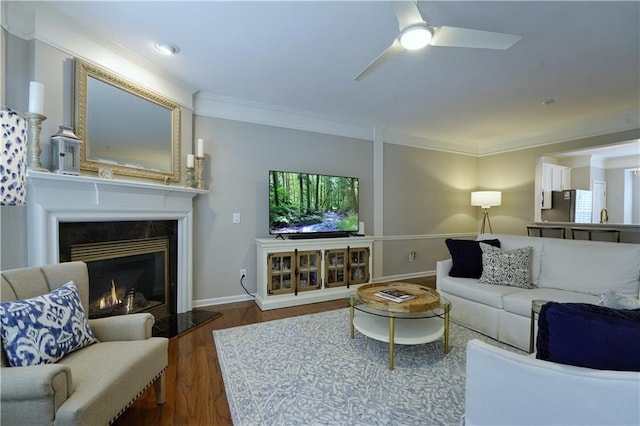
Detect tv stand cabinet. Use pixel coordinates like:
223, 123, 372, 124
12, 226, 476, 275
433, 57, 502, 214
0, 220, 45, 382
255, 236, 373, 311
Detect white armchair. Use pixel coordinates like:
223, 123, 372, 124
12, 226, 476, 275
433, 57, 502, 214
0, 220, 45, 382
1, 261, 168, 425
463, 339, 640, 426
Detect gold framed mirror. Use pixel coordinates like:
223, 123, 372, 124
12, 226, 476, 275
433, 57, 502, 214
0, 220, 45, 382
75, 59, 181, 182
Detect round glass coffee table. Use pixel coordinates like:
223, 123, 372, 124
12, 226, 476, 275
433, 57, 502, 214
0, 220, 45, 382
347, 283, 451, 370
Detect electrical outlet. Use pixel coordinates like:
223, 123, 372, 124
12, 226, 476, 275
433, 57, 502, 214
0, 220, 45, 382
240, 268, 247, 279
409, 251, 416, 262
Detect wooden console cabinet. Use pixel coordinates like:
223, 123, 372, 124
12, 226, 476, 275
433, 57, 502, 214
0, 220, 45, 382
256, 237, 373, 310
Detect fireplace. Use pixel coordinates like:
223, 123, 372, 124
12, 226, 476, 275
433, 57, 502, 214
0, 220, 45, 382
26, 171, 202, 314
59, 220, 178, 320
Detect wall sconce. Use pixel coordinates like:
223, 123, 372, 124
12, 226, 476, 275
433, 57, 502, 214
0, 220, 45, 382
471, 191, 502, 234
1, 108, 28, 206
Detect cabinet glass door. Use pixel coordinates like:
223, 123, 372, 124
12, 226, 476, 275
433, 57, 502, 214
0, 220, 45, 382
297, 250, 321, 292
325, 249, 347, 287
267, 252, 295, 295
349, 247, 369, 285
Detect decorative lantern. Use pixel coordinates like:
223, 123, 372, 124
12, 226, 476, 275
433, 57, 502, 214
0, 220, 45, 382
50, 125, 82, 175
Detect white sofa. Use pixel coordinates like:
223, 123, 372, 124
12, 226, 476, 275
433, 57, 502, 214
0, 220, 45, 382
463, 339, 640, 425
436, 233, 640, 351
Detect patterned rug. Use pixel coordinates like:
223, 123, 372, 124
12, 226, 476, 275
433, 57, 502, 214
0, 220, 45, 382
213, 308, 518, 426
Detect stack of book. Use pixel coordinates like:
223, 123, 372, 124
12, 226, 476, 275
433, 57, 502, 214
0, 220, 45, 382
375, 288, 416, 303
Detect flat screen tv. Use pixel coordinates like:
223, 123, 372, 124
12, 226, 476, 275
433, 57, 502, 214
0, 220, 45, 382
269, 170, 359, 237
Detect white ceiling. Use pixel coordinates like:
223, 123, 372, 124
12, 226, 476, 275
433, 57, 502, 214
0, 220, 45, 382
9, 1, 640, 154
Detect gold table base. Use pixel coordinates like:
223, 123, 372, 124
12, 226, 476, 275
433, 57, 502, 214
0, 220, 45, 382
349, 302, 450, 370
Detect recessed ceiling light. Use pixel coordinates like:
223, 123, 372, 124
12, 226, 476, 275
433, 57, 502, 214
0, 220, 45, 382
154, 42, 180, 55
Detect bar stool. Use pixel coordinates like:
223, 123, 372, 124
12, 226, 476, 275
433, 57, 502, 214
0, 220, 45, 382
526, 225, 566, 239
570, 227, 621, 243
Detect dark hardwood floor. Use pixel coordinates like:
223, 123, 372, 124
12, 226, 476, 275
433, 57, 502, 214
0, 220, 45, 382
114, 276, 435, 425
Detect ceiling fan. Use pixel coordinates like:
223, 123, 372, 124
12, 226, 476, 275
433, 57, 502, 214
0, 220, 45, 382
354, 1, 522, 80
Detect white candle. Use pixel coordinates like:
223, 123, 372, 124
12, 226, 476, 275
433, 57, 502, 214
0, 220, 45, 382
28, 81, 44, 115
187, 154, 195, 168
196, 138, 204, 157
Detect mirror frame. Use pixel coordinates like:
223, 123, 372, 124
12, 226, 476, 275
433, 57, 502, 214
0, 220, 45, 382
75, 59, 181, 182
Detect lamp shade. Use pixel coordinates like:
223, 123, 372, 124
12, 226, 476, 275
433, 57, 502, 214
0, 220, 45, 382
1, 108, 28, 205
471, 191, 502, 208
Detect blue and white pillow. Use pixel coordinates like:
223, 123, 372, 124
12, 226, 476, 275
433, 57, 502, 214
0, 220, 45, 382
0, 281, 98, 367
479, 244, 534, 288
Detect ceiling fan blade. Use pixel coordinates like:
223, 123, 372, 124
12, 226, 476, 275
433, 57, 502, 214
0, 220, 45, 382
391, 0, 425, 31
431, 26, 521, 50
354, 39, 403, 81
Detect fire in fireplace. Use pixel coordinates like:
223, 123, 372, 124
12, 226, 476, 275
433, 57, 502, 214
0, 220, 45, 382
98, 280, 122, 310
72, 237, 170, 320
59, 220, 178, 321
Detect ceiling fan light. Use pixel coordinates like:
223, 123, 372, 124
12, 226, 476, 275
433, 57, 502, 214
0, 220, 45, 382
400, 25, 432, 50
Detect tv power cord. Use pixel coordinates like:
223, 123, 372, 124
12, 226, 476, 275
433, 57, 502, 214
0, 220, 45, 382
240, 274, 254, 298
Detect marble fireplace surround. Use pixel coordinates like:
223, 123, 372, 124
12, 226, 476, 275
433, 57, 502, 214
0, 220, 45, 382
26, 170, 205, 313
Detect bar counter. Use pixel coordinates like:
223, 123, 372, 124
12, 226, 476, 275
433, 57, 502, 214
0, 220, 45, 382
531, 222, 640, 243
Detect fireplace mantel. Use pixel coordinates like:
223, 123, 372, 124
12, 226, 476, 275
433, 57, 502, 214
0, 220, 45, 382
26, 170, 207, 313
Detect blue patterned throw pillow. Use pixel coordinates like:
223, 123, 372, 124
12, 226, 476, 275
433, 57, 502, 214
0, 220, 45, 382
0, 281, 98, 367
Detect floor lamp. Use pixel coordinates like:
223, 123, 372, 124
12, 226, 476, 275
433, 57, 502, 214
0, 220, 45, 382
471, 191, 502, 234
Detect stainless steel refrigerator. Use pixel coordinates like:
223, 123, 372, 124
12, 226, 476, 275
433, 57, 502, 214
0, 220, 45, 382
541, 190, 593, 223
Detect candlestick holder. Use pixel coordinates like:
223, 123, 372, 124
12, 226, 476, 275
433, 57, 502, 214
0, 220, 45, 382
195, 156, 205, 189
23, 112, 48, 171
186, 166, 196, 188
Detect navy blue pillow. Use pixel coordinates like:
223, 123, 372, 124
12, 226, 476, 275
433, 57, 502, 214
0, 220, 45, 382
445, 239, 501, 278
536, 302, 640, 372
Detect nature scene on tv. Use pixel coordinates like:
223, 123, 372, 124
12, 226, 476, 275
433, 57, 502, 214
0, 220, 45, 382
269, 170, 359, 234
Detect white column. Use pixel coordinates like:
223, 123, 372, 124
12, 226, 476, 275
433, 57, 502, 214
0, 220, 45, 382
373, 124, 384, 280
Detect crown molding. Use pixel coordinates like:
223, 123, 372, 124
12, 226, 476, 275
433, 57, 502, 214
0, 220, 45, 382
195, 91, 640, 157
474, 107, 640, 156
7, 2, 637, 156
606, 154, 640, 169
381, 127, 480, 156
1, 1, 35, 40
194, 93, 483, 155
194, 93, 373, 141
3, 1, 196, 109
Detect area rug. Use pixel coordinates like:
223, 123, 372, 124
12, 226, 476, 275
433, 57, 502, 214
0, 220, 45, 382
213, 308, 518, 426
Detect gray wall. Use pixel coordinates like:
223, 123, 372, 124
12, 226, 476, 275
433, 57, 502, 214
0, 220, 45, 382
382, 144, 478, 275
606, 167, 632, 224
1, 30, 30, 269
3, 30, 639, 304
607, 168, 624, 223
571, 166, 591, 190
0, 36, 194, 269
192, 116, 373, 300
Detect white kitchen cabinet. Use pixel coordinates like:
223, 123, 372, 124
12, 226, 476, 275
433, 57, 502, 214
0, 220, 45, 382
542, 163, 571, 191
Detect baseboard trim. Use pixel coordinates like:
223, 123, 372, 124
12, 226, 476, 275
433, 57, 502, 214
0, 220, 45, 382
193, 293, 255, 308
373, 270, 435, 283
